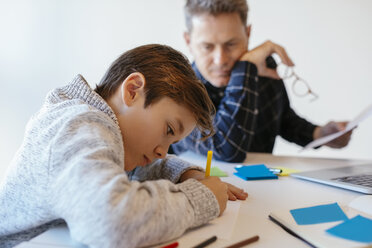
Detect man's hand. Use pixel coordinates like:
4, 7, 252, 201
240, 40, 294, 79
313, 121, 353, 148
200, 177, 228, 216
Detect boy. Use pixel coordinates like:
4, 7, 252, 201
0, 44, 248, 248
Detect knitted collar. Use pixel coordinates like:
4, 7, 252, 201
55, 74, 119, 126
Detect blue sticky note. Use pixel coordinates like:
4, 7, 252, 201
234, 164, 278, 180
290, 203, 348, 225
326, 215, 372, 243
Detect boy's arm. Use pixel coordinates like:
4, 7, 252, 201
129, 159, 248, 200
48, 112, 219, 248
128, 154, 204, 183
172, 61, 259, 162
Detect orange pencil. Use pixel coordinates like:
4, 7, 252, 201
161, 241, 179, 248
225, 235, 259, 248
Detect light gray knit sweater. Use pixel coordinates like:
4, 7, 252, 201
0, 75, 219, 248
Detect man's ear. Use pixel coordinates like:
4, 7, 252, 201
246, 24, 252, 39
183, 31, 192, 52
184, 31, 191, 46
121, 72, 146, 106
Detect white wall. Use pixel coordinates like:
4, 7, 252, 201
247, 0, 372, 159
1, 0, 371, 179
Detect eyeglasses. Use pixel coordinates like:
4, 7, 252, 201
277, 62, 319, 101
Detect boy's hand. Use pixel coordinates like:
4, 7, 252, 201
226, 183, 248, 201
180, 169, 248, 202
200, 176, 228, 216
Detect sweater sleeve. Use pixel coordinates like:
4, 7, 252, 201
278, 84, 317, 146
172, 61, 259, 162
47, 111, 219, 248
128, 154, 204, 183
280, 107, 317, 146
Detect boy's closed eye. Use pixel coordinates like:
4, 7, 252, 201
167, 124, 175, 136
167, 123, 182, 144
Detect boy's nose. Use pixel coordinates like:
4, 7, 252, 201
154, 146, 167, 159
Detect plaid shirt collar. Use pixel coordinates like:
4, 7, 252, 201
192, 62, 226, 108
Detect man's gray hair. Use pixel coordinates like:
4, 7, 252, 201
184, 0, 249, 31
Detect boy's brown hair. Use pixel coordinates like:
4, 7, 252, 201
184, 0, 249, 31
95, 44, 215, 139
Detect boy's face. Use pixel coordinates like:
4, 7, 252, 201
184, 13, 250, 88
121, 97, 196, 172
111, 73, 197, 172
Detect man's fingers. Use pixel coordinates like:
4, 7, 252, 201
264, 41, 294, 66
327, 131, 352, 148
275, 46, 294, 66
240, 40, 295, 79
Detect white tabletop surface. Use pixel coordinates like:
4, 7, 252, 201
17, 152, 371, 248
171, 152, 370, 248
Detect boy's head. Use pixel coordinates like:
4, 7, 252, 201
95, 44, 215, 171
183, 0, 251, 88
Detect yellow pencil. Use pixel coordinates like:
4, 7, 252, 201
205, 150, 213, 177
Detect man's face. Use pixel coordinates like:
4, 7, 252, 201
119, 96, 196, 172
185, 13, 250, 88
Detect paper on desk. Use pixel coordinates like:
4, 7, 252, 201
303, 103, 372, 150
185, 200, 241, 240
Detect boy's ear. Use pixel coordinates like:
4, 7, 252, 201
121, 72, 146, 106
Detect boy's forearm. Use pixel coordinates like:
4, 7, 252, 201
179, 169, 205, 182
129, 155, 204, 183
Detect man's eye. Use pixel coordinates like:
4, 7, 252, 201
203, 44, 212, 51
167, 125, 175, 135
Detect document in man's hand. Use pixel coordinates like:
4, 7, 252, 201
303, 103, 372, 150
269, 195, 372, 248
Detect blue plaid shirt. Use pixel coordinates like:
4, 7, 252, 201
170, 61, 317, 162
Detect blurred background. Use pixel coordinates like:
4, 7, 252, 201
1, 0, 372, 179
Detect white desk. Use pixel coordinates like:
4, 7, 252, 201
18, 152, 370, 248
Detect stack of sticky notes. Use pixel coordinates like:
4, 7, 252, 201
210, 166, 228, 177
234, 164, 278, 180
290, 203, 348, 225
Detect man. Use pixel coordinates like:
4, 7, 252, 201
170, 0, 352, 162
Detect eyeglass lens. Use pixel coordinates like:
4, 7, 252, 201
277, 63, 318, 101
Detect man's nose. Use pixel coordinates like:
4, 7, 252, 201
154, 145, 167, 159
213, 47, 228, 66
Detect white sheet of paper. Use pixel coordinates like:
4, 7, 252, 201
182, 200, 241, 240
302, 103, 372, 150
24, 201, 241, 248
25, 226, 86, 248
